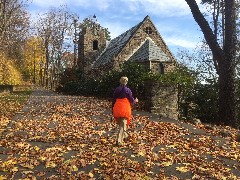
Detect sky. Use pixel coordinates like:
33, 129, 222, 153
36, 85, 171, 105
27, 0, 206, 58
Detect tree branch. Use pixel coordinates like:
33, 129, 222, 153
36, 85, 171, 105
185, 0, 225, 74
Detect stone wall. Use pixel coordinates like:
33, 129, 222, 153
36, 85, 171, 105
13, 85, 34, 91
0, 85, 13, 94
115, 18, 176, 69
78, 27, 106, 71
0, 85, 34, 94
162, 62, 176, 73
144, 80, 179, 120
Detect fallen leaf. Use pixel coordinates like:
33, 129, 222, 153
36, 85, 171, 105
89, 172, 94, 178
72, 165, 78, 171
161, 161, 173, 167
176, 166, 189, 173
0, 175, 7, 180
46, 161, 56, 168
10, 166, 17, 172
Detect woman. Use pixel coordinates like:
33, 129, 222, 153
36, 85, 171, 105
112, 76, 138, 146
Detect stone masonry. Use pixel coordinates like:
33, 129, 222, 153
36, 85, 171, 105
144, 80, 179, 120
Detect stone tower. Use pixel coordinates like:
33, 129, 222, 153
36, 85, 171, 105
78, 15, 107, 71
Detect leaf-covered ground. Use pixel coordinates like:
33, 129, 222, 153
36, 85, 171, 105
0, 89, 239, 179
0, 90, 31, 136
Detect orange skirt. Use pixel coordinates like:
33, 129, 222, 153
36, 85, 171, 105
113, 98, 132, 125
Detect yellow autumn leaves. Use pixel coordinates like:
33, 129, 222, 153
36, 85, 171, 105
0, 52, 22, 85
0, 36, 46, 86
0, 92, 239, 179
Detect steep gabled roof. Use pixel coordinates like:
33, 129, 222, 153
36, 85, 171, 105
92, 15, 173, 68
128, 38, 170, 62
92, 21, 142, 67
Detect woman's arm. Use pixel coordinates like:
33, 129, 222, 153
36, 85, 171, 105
126, 87, 137, 105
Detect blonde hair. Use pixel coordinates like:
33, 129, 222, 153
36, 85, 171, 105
120, 76, 128, 85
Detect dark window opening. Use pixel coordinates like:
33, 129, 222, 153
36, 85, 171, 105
145, 27, 153, 34
93, 40, 98, 50
159, 63, 164, 74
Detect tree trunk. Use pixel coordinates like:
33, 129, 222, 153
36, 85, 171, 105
185, 0, 237, 127
218, 60, 236, 126
45, 41, 49, 88
219, 0, 237, 126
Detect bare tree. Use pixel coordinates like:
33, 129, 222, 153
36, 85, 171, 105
176, 43, 218, 83
34, 6, 74, 89
0, 0, 30, 56
185, 0, 237, 127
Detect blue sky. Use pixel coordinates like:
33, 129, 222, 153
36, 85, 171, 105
27, 0, 205, 58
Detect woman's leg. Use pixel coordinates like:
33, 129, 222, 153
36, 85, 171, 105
122, 119, 128, 140
117, 118, 127, 145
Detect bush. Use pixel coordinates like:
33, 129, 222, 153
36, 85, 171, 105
61, 81, 80, 95
183, 82, 219, 123
0, 52, 23, 85
58, 62, 240, 127
57, 62, 152, 99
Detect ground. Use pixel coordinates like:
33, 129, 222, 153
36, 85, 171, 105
0, 89, 239, 179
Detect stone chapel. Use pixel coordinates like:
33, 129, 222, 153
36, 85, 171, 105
78, 15, 176, 75
77, 15, 179, 119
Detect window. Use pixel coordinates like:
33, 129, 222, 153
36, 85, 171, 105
93, 40, 98, 50
145, 27, 153, 34
159, 63, 164, 74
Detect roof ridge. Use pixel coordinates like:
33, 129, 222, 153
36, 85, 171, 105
93, 17, 146, 67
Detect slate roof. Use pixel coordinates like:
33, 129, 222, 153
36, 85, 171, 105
128, 38, 170, 62
92, 22, 141, 67
92, 16, 171, 68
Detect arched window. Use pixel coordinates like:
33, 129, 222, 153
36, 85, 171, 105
159, 63, 164, 74
93, 40, 98, 50
145, 26, 153, 34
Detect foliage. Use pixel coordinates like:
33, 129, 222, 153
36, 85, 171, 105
158, 64, 199, 121
119, 62, 152, 97
151, 65, 196, 87
0, 89, 239, 179
0, 52, 23, 85
0, 0, 30, 55
183, 82, 219, 123
62, 81, 80, 95
35, 6, 75, 88
58, 62, 198, 120
185, 0, 237, 127
176, 47, 218, 84
60, 68, 83, 86
58, 62, 152, 98
22, 36, 46, 83
0, 0, 30, 86
102, 70, 121, 86
180, 76, 240, 127
175, 50, 219, 122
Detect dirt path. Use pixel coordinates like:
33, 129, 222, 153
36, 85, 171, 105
0, 88, 239, 179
